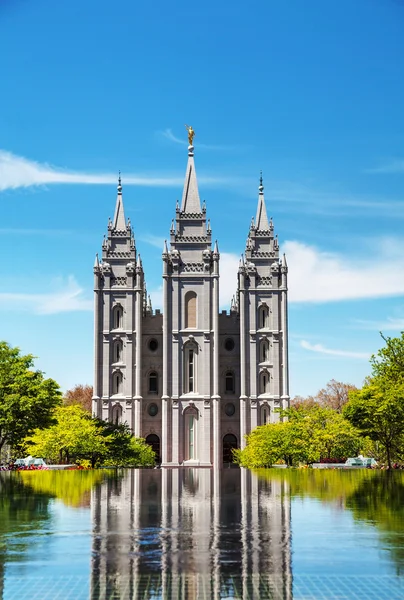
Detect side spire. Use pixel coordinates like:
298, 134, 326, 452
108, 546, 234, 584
255, 171, 270, 230
180, 126, 201, 213
113, 171, 126, 229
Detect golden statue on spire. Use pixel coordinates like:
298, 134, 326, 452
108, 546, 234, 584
185, 124, 195, 146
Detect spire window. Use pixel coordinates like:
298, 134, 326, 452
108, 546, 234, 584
149, 372, 158, 394
261, 404, 270, 425
258, 305, 269, 329
113, 304, 124, 329
259, 371, 270, 395
112, 372, 123, 395
111, 404, 122, 425
260, 340, 269, 363
113, 340, 123, 363
225, 371, 235, 394
184, 344, 197, 394
185, 292, 197, 329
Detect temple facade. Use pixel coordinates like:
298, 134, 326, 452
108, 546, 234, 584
92, 142, 289, 466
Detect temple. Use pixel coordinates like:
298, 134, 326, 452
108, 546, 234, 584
92, 140, 289, 466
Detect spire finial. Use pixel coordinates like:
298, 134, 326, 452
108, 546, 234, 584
259, 171, 264, 194
117, 171, 122, 195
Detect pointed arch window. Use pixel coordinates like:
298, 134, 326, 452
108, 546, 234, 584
184, 408, 198, 460
111, 404, 122, 425
113, 304, 124, 329
259, 371, 270, 395
149, 371, 158, 394
113, 340, 123, 363
184, 344, 197, 393
185, 292, 197, 329
260, 339, 269, 363
225, 371, 235, 394
261, 404, 270, 425
113, 371, 123, 395
258, 305, 269, 329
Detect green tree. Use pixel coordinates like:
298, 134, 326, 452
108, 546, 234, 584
370, 332, 404, 383
236, 405, 361, 468
25, 405, 109, 464
94, 419, 155, 467
24, 406, 155, 467
343, 381, 404, 468
0, 341, 62, 452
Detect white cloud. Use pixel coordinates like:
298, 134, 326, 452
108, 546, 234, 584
285, 239, 404, 303
0, 276, 92, 314
366, 160, 404, 174
0, 149, 229, 192
300, 340, 369, 360
219, 252, 240, 308
353, 317, 404, 331
138, 233, 166, 249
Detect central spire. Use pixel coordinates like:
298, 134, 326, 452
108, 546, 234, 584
180, 127, 201, 213
255, 171, 270, 230
113, 171, 126, 229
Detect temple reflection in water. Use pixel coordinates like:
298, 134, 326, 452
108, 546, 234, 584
91, 468, 292, 599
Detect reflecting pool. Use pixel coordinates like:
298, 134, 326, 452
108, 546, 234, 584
1, 468, 404, 599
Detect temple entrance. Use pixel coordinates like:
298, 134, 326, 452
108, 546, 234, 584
222, 434, 238, 464
145, 434, 161, 465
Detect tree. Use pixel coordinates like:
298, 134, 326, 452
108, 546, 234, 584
343, 380, 404, 468
24, 406, 155, 467
25, 405, 109, 464
0, 341, 62, 452
64, 384, 93, 413
235, 405, 362, 468
370, 332, 404, 383
316, 379, 357, 413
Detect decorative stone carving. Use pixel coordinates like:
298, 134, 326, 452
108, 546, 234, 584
181, 262, 204, 272
111, 276, 127, 286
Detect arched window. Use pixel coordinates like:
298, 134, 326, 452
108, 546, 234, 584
149, 371, 158, 394
184, 408, 198, 460
185, 291, 197, 329
259, 371, 270, 395
260, 339, 269, 363
111, 404, 122, 425
225, 371, 235, 394
113, 340, 123, 363
261, 404, 270, 425
113, 304, 124, 329
258, 305, 269, 329
113, 371, 123, 395
184, 344, 197, 393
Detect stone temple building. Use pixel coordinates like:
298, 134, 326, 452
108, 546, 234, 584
92, 141, 289, 467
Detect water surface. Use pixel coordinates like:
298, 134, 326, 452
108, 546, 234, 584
1, 468, 403, 599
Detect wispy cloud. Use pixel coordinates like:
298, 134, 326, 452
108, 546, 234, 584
285, 238, 404, 303
160, 128, 242, 151
138, 233, 166, 249
366, 159, 404, 174
0, 276, 92, 314
353, 317, 404, 331
300, 340, 369, 359
0, 149, 230, 192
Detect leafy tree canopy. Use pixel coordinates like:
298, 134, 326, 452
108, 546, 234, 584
64, 384, 93, 413
235, 405, 361, 468
24, 406, 155, 468
370, 332, 404, 383
343, 381, 404, 468
0, 341, 62, 452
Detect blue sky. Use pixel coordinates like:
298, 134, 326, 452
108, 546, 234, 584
1, 0, 404, 397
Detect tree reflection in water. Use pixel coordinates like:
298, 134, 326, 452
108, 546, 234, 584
255, 468, 404, 575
